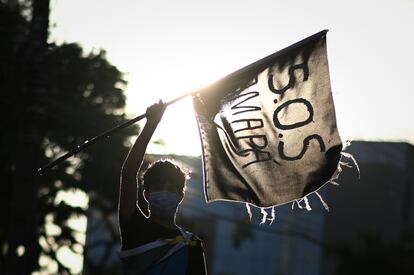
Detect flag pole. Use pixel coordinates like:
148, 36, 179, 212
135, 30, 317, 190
37, 91, 195, 175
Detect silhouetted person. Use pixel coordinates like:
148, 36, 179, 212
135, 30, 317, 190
118, 101, 206, 274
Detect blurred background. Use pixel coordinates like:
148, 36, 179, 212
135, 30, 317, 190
1, 0, 413, 274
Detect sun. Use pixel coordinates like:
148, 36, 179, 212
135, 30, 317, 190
148, 97, 202, 156
124, 56, 229, 156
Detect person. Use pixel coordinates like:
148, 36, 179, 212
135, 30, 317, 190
118, 100, 207, 275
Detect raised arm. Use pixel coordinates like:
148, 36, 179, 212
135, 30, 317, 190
118, 101, 166, 221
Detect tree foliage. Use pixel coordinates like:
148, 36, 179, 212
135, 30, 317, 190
0, 2, 138, 274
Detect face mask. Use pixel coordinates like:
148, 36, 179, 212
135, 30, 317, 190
148, 191, 181, 218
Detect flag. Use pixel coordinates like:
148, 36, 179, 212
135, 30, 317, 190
193, 30, 342, 208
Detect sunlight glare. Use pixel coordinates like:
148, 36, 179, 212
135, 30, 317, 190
126, 53, 234, 156
56, 246, 84, 274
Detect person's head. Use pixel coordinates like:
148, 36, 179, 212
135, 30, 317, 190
142, 159, 189, 194
142, 159, 190, 218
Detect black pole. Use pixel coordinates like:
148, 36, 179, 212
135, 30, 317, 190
38, 92, 193, 175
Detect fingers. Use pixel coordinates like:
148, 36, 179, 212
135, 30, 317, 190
146, 100, 166, 124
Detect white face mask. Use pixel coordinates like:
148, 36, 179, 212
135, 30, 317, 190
148, 191, 181, 218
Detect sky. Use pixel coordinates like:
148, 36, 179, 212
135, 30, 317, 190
50, 0, 414, 156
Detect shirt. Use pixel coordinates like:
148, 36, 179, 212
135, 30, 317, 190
119, 207, 206, 275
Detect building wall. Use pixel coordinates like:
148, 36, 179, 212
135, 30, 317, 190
321, 141, 414, 275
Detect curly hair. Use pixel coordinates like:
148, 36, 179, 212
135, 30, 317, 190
142, 159, 190, 193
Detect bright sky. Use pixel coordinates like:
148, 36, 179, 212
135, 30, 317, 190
50, 0, 414, 155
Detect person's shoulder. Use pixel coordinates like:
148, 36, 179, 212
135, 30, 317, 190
190, 233, 203, 242
179, 228, 204, 248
